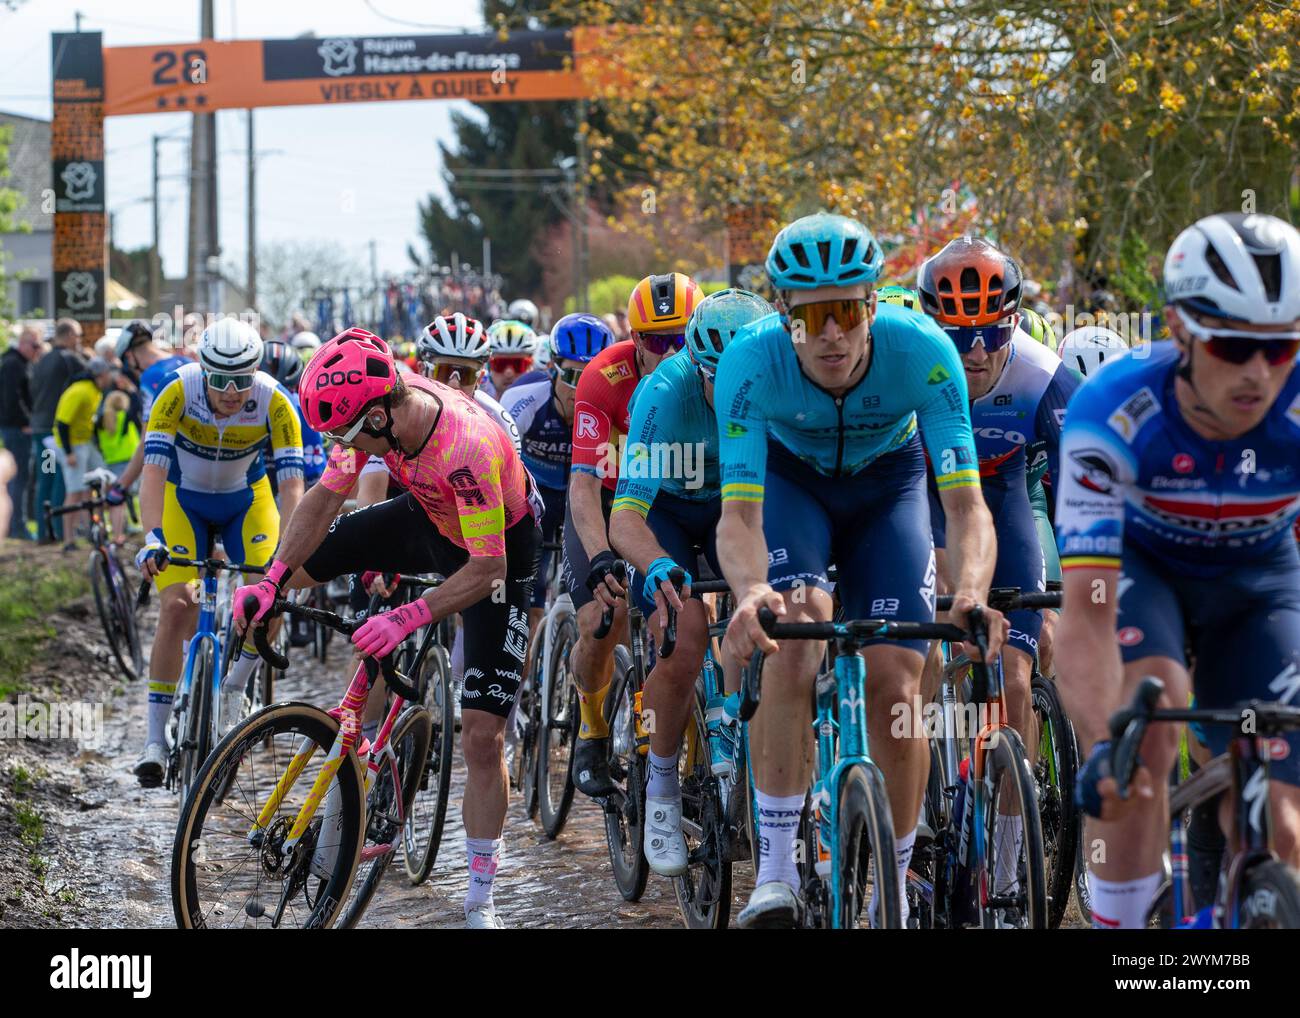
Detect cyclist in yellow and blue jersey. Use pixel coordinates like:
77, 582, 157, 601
132, 318, 303, 786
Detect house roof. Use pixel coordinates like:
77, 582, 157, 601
0, 111, 52, 234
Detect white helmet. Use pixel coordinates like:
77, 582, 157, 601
506, 299, 539, 327
418, 313, 490, 362
199, 318, 263, 373
290, 330, 321, 351
487, 319, 537, 356
1059, 326, 1128, 379
1164, 213, 1300, 325
533, 333, 552, 368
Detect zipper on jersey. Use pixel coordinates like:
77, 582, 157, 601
834, 396, 845, 478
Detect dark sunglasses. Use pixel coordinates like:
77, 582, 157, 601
553, 363, 585, 387
490, 355, 531, 375
637, 331, 686, 355
784, 298, 872, 337
427, 361, 481, 386
1202, 336, 1300, 366
941, 318, 1018, 355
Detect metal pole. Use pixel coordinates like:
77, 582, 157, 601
150, 136, 161, 313
576, 98, 589, 310
246, 109, 256, 308
483, 236, 491, 280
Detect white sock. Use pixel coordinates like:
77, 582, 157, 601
993, 814, 1024, 894
754, 790, 803, 889
146, 678, 175, 745
222, 647, 259, 692
870, 829, 917, 928
1088, 871, 1162, 929
465, 836, 501, 913
645, 749, 679, 800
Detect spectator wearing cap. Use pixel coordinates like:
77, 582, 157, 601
52, 357, 114, 550
0, 325, 41, 539
29, 318, 85, 541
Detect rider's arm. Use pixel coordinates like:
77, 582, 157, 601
569, 470, 611, 560
138, 375, 185, 534
139, 462, 166, 535
266, 386, 304, 525
355, 457, 391, 508
608, 377, 670, 573
937, 483, 996, 604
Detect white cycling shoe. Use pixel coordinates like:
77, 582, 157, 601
133, 741, 166, 787
465, 904, 504, 929
737, 881, 802, 929
643, 796, 688, 876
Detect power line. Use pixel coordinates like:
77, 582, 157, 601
361, 0, 483, 32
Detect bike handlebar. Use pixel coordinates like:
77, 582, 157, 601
593, 559, 628, 640
135, 555, 267, 608
935, 587, 1062, 613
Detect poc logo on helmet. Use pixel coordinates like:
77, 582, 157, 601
316, 369, 364, 388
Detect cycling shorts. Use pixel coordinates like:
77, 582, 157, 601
561, 484, 618, 613
631, 492, 722, 616
1117, 541, 1300, 787
763, 433, 935, 655
303, 492, 540, 719
531, 483, 566, 610
930, 481, 1046, 659
157, 477, 279, 592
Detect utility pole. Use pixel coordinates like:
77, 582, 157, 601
186, 0, 218, 313
483, 237, 491, 281
576, 98, 589, 310
246, 109, 256, 308
150, 136, 161, 313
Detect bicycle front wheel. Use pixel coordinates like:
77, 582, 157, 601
1238, 859, 1300, 928
337, 706, 433, 927
674, 686, 732, 929
836, 762, 900, 929
403, 642, 455, 884
977, 727, 1048, 929
604, 647, 649, 902
171, 701, 365, 929
178, 640, 216, 803
1031, 674, 1079, 929
538, 615, 578, 839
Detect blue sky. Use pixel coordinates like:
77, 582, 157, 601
0, 0, 489, 279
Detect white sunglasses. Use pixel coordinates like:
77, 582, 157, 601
323, 412, 371, 445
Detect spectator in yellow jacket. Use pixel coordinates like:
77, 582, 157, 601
53, 357, 113, 550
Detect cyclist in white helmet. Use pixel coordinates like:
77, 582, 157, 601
1059, 325, 1128, 380
412, 312, 520, 453
507, 298, 539, 329
290, 330, 321, 366
484, 319, 537, 399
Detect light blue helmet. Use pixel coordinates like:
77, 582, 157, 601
765, 212, 884, 290
684, 288, 774, 374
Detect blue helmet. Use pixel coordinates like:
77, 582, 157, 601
765, 212, 884, 290
550, 312, 615, 363
685, 288, 774, 374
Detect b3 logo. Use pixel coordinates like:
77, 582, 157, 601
870, 598, 900, 615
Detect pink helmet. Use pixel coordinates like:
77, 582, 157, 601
300, 328, 397, 432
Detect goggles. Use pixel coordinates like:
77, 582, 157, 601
205, 371, 256, 393
553, 363, 585, 387
1180, 312, 1300, 366
490, 355, 532, 375
783, 298, 872, 338
941, 315, 1019, 355
636, 331, 686, 355
425, 361, 482, 387
321, 412, 371, 445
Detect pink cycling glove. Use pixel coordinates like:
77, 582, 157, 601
352, 597, 433, 659
234, 560, 291, 630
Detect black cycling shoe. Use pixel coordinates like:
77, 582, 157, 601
571, 736, 616, 797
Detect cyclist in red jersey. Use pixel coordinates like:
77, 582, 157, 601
564, 272, 702, 797
234, 329, 540, 929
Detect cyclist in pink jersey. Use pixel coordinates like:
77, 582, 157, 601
234, 329, 540, 929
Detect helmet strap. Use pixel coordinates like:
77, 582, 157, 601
360, 394, 401, 451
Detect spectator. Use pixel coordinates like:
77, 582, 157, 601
53, 356, 113, 550
29, 318, 85, 542
95, 386, 139, 544
0, 325, 40, 539
94, 335, 119, 365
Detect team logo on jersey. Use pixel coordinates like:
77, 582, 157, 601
1173, 453, 1195, 474
448, 467, 486, 507
994, 394, 1013, 406
1286, 392, 1300, 428
927, 364, 950, 385
1107, 386, 1159, 442
601, 361, 632, 384
725, 422, 747, 438
575, 409, 600, 440
1070, 447, 1118, 494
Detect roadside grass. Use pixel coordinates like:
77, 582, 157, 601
0, 560, 89, 697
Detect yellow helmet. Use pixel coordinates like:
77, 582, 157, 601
1020, 307, 1058, 352
876, 285, 921, 312
627, 272, 703, 333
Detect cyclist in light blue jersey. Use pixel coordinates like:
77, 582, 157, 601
714, 212, 1007, 928
608, 288, 772, 877
1059, 212, 1300, 929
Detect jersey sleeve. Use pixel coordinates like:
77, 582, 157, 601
716, 326, 776, 505
501, 383, 541, 437
613, 376, 668, 517
451, 451, 508, 558
267, 388, 304, 482
911, 329, 980, 492
142, 376, 185, 471
318, 443, 362, 498
570, 363, 614, 480
1029, 361, 1080, 489
1054, 382, 1136, 571
476, 390, 522, 455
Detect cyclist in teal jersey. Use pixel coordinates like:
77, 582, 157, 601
714, 212, 1007, 928
609, 288, 772, 876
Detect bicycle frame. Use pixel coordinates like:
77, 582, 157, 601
174, 567, 225, 763
536, 590, 575, 741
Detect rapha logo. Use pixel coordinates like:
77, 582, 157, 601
318, 38, 358, 76
60, 161, 97, 201
62, 271, 97, 310
50, 950, 151, 997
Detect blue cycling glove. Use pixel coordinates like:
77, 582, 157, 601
642, 556, 691, 605
1075, 739, 1118, 819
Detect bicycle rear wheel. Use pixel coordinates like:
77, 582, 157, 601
538, 615, 578, 839
517, 646, 543, 820
403, 642, 455, 884
1031, 674, 1079, 929
177, 641, 216, 803
90, 549, 139, 681
605, 647, 649, 902
674, 686, 732, 929
337, 706, 433, 927
171, 701, 365, 929
977, 727, 1048, 929
836, 762, 900, 929
1238, 859, 1300, 928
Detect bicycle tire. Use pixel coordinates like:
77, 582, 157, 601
518, 646, 543, 820
908, 738, 946, 929
1237, 858, 1300, 928
604, 646, 649, 902
1031, 674, 1080, 929
674, 685, 732, 929
836, 762, 901, 929
111, 550, 145, 679
403, 642, 455, 884
90, 549, 136, 681
337, 706, 433, 927
538, 615, 578, 839
171, 700, 366, 929
178, 640, 216, 803
977, 727, 1048, 929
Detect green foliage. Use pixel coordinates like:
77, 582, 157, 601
1111, 232, 1162, 311
0, 121, 26, 323
0, 562, 89, 695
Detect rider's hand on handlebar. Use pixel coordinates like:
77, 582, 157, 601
352, 597, 433, 658
233, 560, 291, 636
948, 592, 1009, 661
361, 570, 399, 599
1075, 739, 1157, 820
723, 586, 785, 661
586, 551, 626, 611
644, 557, 689, 627
135, 528, 168, 578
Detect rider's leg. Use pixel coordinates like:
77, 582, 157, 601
643, 599, 710, 792
146, 582, 200, 744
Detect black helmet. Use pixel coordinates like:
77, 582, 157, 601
114, 319, 155, 361
261, 340, 302, 390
